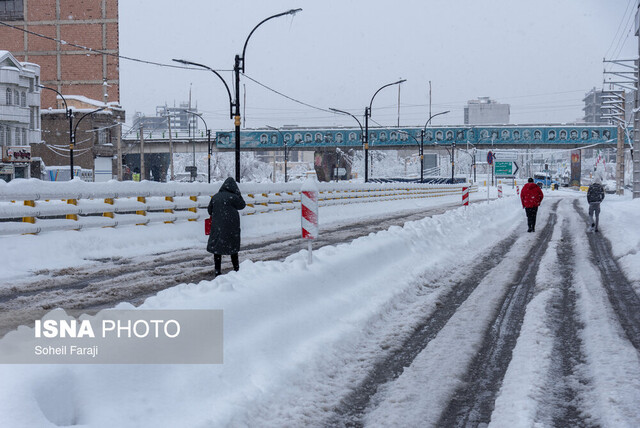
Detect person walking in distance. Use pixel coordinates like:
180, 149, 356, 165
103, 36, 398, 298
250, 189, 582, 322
587, 176, 605, 232
207, 177, 246, 276
521, 177, 544, 232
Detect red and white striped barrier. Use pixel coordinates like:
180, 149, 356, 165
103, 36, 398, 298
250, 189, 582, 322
301, 177, 319, 263
516, 185, 520, 195
462, 186, 469, 206
498, 185, 503, 198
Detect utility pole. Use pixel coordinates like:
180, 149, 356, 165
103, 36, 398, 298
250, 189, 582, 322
604, 56, 638, 196
635, 3, 640, 198
397, 78, 401, 127
429, 81, 432, 122
167, 113, 174, 181
116, 121, 123, 180
139, 124, 145, 180
617, 95, 625, 195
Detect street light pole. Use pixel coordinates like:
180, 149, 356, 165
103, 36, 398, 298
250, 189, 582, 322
72, 106, 106, 179
423, 110, 450, 182
38, 85, 74, 179
175, 8, 301, 183
364, 79, 406, 182
451, 140, 456, 183
185, 110, 210, 183
329, 107, 365, 180
396, 130, 424, 182
420, 129, 424, 182
234, 8, 301, 183
266, 125, 289, 182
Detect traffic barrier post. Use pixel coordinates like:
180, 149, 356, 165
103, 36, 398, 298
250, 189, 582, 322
301, 177, 319, 264
462, 187, 469, 206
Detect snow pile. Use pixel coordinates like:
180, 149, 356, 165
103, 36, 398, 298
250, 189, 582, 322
0, 196, 523, 427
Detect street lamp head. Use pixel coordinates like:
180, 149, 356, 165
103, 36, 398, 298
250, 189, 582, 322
369, 79, 408, 112
424, 110, 451, 130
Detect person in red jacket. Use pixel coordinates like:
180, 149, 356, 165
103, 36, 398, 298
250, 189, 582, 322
520, 177, 544, 232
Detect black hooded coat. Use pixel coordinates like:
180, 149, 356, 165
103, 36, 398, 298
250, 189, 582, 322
206, 177, 246, 255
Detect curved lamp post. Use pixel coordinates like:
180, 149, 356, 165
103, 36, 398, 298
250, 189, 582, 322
38, 85, 74, 178
185, 110, 211, 183
364, 79, 406, 182
173, 8, 301, 183
265, 125, 286, 182
72, 107, 106, 179
329, 107, 365, 180
397, 130, 424, 181
423, 110, 450, 182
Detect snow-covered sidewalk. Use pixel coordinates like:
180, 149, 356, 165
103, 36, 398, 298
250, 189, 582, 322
1, 188, 639, 427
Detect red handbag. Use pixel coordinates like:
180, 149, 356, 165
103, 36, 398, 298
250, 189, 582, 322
204, 218, 211, 235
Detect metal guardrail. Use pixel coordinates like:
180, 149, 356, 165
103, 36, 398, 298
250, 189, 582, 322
0, 182, 477, 236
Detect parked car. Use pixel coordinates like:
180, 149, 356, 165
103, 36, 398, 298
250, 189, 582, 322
533, 172, 560, 189
603, 179, 617, 194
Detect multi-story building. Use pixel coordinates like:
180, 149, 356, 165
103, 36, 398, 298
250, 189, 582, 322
583, 88, 605, 124
132, 103, 201, 138
0, 0, 119, 109
0, 50, 41, 180
464, 97, 510, 125
583, 87, 634, 124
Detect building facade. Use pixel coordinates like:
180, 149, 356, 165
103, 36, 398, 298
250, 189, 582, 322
583, 87, 634, 124
464, 97, 510, 125
0, 50, 41, 181
0, 0, 119, 109
35, 95, 124, 181
132, 103, 201, 138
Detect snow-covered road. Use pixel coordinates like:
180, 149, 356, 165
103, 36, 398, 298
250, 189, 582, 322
1, 189, 639, 427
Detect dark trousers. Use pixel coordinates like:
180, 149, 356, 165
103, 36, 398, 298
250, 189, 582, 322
525, 207, 538, 231
214, 253, 239, 274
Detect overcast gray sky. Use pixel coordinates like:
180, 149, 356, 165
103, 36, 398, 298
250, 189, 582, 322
119, 0, 638, 132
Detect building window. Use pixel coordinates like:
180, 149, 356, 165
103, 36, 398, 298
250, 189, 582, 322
15, 127, 21, 145
6, 127, 12, 145
0, 0, 24, 21
22, 128, 27, 145
20, 91, 26, 107
29, 107, 35, 129
6, 88, 11, 105
0, 126, 4, 145
14, 89, 19, 105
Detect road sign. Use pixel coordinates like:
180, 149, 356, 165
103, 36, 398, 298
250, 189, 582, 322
333, 168, 346, 176
493, 151, 518, 161
487, 151, 493, 165
494, 161, 513, 176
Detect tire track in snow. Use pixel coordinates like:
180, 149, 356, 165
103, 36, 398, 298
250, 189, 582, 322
437, 202, 559, 427
573, 199, 640, 351
542, 219, 591, 427
326, 211, 538, 426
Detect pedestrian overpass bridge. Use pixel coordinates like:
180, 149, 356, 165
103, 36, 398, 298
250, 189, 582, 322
124, 124, 630, 153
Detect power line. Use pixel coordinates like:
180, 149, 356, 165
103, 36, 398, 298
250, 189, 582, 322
0, 20, 231, 71
242, 73, 334, 114
604, 0, 635, 60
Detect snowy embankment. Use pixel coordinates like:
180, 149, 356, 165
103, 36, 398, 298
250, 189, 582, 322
0, 193, 523, 427
2, 188, 640, 427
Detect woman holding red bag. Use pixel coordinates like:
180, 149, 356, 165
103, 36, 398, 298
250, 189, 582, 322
207, 177, 246, 276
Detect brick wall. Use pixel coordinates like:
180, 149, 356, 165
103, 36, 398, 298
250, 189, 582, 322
0, 0, 119, 109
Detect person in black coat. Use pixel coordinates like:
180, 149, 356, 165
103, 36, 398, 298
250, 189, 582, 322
587, 177, 605, 232
207, 177, 246, 276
